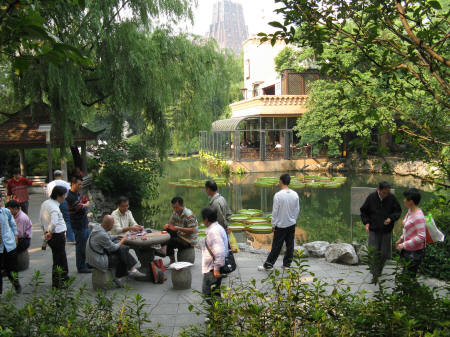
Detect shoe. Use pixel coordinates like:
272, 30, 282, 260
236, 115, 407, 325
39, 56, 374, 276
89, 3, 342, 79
258, 265, 273, 271
113, 278, 123, 288
129, 269, 146, 279
78, 269, 92, 274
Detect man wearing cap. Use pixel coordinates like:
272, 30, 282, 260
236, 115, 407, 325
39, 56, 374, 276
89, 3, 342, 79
46, 170, 75, 244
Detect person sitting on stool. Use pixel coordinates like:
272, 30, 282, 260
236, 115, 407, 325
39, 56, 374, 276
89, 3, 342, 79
86, 214, 145, 288
6, 200, 32, 253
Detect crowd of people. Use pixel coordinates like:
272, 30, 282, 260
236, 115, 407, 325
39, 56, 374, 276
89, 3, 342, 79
0, 168, 427, 301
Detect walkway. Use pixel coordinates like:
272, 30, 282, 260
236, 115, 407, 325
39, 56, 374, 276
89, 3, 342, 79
7, 192, 447, 337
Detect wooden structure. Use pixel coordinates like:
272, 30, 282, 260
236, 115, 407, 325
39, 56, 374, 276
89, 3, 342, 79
0, 102, 102, 180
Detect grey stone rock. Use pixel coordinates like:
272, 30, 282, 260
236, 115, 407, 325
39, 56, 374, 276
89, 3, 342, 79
303, 241, 330, 257
238, 243, 248, 251
294, 245, 309, 257
357, 245, 369, 265
325, 243, 358, 265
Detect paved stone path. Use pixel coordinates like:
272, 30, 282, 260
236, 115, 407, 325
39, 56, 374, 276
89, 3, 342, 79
5, 192, 447, 337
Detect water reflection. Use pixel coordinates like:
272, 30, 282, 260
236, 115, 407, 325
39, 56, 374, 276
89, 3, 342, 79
137, 158, 434, 245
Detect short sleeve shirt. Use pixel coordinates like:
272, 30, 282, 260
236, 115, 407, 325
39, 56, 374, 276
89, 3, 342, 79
168, 207, 198, 245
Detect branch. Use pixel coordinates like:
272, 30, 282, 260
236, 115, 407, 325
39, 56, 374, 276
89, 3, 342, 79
395, 1, 450, 67
399, 128, 449, 146
81, 94, 111, 107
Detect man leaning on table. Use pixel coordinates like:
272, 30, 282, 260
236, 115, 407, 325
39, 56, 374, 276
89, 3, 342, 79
110, 196, 142, 235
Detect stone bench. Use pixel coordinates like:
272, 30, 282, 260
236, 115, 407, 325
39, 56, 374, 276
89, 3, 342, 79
177, 247, 195, 264
17, 250, 29, 272
169, 262, 193, 290
92, 268, 117, 290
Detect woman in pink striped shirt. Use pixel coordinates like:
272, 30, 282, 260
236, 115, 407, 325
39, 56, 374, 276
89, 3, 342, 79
395, 188, 426, 279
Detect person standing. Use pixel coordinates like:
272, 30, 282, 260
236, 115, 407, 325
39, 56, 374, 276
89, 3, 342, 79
66, 177, 91, 273
6, 168, 33, 214
162, 197, 198, 265
258, 174, 300, 271
46, 170, 75, 244
360, 181, 402, 284
6, 200, 32, 253
201, 206, 227, 305
396, 188, 426, 282
205, 180, 232, 232
40, 185, 69, 288
0, 199, 22, 294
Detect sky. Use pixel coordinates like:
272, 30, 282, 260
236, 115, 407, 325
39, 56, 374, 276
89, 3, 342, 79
179, 0, 283, 37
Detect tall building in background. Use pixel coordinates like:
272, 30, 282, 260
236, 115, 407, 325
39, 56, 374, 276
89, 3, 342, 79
208, 0, 248, 54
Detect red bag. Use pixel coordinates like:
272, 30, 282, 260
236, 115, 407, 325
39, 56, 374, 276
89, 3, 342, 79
150, 259, 167, 284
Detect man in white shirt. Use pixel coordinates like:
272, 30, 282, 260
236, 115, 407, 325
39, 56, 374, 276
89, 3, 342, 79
110, 196, 142, 235
40, 185, 69, 288
46, 170, 75, 243
258, 174, 300, 271
201, 206, 227, 305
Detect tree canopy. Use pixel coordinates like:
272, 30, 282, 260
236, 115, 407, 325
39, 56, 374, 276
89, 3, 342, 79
264, 0, 449, 181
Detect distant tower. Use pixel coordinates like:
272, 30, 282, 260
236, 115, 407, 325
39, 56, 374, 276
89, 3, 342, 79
208, 0, 248, 54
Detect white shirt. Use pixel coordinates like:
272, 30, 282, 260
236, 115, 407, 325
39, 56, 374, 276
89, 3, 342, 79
110, 209, 138, 235
40, 199, 67, 233
46, 179, 71, 198
271, 188, 300, 228
201, 222, 228, 274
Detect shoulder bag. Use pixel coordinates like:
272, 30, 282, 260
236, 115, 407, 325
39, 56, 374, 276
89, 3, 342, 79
205, 237, 236, 274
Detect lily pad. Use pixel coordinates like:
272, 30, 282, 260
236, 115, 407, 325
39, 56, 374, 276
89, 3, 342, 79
247, 225, 273, 234
229, 224, 246, 232
245, 218, 268, 225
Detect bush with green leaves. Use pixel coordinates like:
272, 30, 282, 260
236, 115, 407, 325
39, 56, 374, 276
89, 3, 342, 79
0, 271, 163, 337
419, 190, 450, 281
94, 141, 161, 210
182, 252, 450, 337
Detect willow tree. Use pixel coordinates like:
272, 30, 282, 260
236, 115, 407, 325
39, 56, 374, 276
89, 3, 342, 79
2, 0, 193, 154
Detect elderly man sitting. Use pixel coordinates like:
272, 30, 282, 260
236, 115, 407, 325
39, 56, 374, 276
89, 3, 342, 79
86, 214, 145, 287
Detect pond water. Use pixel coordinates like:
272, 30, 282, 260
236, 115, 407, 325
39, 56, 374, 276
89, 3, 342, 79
138, 157, 435, 248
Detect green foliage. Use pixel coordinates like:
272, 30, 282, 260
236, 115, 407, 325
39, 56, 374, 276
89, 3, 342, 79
419, 190, 450, 280
94, 141, 160, 211
182, 253, 450, 337
0, 271, 164, 336
274, 46, 316, 73
263, 0, 450, 182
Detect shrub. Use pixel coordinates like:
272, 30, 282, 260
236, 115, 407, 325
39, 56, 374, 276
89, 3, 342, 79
0, 272, 164, 337
94, 141, 161, 209
182, 252, 450, 337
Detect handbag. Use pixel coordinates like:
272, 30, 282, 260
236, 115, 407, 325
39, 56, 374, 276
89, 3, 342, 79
205, 237, 236, 274
150, 259, 167, 284
425, 213, 445, 244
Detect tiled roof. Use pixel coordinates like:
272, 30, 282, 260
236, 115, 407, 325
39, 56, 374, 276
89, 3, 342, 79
0, 103, 101, 148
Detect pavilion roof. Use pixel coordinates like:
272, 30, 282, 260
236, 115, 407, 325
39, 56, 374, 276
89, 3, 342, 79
0, 102, 102, 149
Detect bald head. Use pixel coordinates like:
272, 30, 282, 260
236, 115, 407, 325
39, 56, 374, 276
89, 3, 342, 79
102, 214, 115, 231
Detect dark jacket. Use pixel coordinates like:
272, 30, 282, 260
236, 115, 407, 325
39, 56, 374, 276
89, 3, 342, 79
66, 190, 89, 230
360, 191, 402, 233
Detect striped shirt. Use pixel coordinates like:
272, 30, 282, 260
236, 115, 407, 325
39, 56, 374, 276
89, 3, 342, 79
401, 209, 426, 251
168, 207, 198, 245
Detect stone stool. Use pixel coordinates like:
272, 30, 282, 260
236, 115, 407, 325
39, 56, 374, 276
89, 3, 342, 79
169, 262, 193, 290
177, 247, 195, 264
17, 250, 30, 272
92, 268, 116, 290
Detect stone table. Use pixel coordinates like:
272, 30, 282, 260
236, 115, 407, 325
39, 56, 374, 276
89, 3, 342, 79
125, 231, 170, 281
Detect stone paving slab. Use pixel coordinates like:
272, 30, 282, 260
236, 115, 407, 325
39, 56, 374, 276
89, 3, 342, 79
5, 193, 448, 337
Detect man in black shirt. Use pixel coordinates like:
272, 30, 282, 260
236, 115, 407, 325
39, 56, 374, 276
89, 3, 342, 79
67, 177, 91, 273
360, 181, 402, 284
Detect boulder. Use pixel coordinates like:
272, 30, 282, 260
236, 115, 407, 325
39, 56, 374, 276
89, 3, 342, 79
325, 243, 358, 265
303, 241, 330, 257
357, 245, 369, 264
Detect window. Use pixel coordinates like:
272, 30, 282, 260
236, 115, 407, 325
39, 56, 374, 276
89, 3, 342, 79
245, 59, 250, 80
